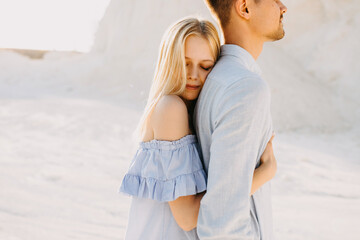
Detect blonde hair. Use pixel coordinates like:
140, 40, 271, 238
133, 17, 221, 142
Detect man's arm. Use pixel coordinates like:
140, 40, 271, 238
197, 78, 270, 239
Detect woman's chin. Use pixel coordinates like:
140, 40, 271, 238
182, 90, 200, 101
183, 95, 198, 101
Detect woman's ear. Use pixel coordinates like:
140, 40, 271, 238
234, 0, 251, 20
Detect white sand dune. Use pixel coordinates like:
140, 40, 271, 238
92, 0, 360, 133
0, 0, 359, 239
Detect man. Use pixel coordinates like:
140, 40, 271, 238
194, 0, 287, 239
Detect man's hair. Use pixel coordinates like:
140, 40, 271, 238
204, 0, 236, 28
204, 0, 261, 28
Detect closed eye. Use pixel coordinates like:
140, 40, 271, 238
202, 66, 213, 71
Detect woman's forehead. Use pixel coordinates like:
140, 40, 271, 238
184, 36, 214, 61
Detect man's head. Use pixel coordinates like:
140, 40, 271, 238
204, 0, 287, 42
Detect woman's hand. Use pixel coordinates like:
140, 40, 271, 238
250, 132, 277, 196
259, 133, 277, 179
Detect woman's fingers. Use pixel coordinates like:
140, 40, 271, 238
268, 135, 275, 144
270, 132, 276, 140
261, 132, 276, 164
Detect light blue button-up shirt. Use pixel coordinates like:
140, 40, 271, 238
194, 44, 275, 240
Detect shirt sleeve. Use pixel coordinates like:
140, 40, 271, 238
196, 77, 271, 239
119, 136, 207, 202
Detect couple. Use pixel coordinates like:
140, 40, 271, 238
119, 0, 287, 239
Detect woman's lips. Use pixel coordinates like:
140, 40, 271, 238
186, 84, 200, 90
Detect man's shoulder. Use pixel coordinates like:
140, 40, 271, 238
208, 66, 267, 96
208, 58, 265, 91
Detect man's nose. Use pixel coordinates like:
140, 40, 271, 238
279, 1, 287, 14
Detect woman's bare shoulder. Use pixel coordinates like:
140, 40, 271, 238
151, 95, 189, 140
155, 95, 187, 113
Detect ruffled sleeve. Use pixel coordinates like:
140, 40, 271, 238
119, 134, 207, 202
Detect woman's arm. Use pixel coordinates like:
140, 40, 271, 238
169, 134, 277, 231
168, 191, 205, 231
151, 95, 198, 231
250, 134, 277, 196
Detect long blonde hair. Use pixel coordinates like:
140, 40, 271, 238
133, 17, 220, 142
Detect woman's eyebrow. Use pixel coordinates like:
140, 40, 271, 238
185, 56, 214, 62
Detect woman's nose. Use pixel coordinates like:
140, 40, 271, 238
188, 66, 198, 80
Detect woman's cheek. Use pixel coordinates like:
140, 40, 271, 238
203, 72, 211, 81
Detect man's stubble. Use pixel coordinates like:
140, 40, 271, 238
266, 15, 285, 41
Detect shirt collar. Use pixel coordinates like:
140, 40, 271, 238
220, 44, 262, 76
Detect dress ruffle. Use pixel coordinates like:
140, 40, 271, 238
119, 134, 207, 202
120, 168, 207, 202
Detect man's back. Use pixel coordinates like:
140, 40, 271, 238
194, 44, 274, 240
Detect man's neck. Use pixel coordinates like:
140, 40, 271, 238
223, 28, 264, 60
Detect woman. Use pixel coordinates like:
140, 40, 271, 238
119, 17, 277, 240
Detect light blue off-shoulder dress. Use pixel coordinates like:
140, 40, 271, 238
119, 134, 207, 240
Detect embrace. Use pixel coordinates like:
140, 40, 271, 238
119, 0, 287, 239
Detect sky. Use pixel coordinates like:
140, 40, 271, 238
0, 0, 111, 52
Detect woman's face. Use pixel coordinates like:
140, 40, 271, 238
180, 35, 215, 101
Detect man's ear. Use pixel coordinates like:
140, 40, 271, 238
234, 0, 251, 20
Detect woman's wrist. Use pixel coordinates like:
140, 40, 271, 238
259, 160, 276, 180
267, 157, 277, 179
